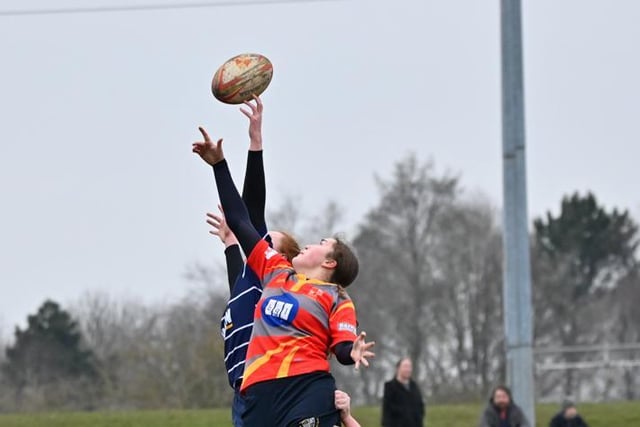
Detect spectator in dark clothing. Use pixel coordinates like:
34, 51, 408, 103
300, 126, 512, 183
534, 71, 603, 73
479, 385, 531, 427
382, 357, 425, 427
549, 400, 589, 427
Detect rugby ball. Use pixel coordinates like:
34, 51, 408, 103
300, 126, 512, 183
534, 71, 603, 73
211, 53, 273, 104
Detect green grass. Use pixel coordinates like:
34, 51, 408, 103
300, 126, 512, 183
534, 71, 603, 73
0, 402, 638, 427
0, 410, 229, 427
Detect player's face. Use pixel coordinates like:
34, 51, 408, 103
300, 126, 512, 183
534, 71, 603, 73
493, 389, 510, 409
292, 238, 336, 271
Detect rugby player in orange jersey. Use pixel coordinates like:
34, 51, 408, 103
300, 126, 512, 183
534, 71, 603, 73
193, 126, 375, 427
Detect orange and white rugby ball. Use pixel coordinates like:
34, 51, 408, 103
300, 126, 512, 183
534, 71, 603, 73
211, 53, 273, 104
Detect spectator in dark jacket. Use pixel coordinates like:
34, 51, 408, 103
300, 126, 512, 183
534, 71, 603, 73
382, 357, 425, 427
549, 400, 589, 427
479, 385, 531, 427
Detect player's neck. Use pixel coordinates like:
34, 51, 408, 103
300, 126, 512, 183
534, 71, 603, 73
297, 266, 331, 283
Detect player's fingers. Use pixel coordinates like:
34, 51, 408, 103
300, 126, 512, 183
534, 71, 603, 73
361, 358, 370, 368
198, 126, 211, 142
354, 360, 360, 371
363, 351, 375, 358
206, 216, 221, 225
240, 107, 252, 119
207, 214, 222, 224
244, 99, 258, 113
253, 94, 263, 112
215, 138, 224, 149
364, 341, 376, 350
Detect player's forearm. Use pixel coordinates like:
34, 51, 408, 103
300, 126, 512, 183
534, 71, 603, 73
224, 244, 243, 292
333, 341, 355, 365
341, 414, 361, 427
241, 150, 267, 236
248, 133, 262, 151
212, 160, 261, 256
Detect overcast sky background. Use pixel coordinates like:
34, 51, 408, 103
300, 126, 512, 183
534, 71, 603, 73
1, 0, 638, 339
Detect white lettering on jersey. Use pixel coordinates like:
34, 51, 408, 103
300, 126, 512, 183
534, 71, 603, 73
338, 322, 357, 335
262, 296, 298, 326
265, 247, 278, 260
264, 299, 276, 315
280, 303, 293, 320
221, 308, 234, 338
272, 301, 285, 317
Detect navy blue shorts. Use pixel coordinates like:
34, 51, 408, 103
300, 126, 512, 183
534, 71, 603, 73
241, 371, 340, 427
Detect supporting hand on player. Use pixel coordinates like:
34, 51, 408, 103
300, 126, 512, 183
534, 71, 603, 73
207, 205, 237, 248
335, 390, 361, 427
335, 390, 351, 418
240, 94, 263, 150
350, 331, 375, 370
192, 126, 224, 166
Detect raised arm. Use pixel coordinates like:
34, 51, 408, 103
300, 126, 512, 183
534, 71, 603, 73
240, 96, 268, 237
206, 209, 243, 292
193, 127, 261, 257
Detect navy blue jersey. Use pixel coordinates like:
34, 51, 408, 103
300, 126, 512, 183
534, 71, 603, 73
221, 261, 263, 389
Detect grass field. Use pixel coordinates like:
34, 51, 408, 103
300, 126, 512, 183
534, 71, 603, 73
0, 402, 638, 427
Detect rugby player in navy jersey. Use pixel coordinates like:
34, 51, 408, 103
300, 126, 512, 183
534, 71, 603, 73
207, 95, 299, 427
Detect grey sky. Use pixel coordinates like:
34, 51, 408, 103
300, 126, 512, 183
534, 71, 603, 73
1, 0, 638, 338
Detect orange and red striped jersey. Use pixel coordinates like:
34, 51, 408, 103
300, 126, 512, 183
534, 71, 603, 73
240, 240, 357, 392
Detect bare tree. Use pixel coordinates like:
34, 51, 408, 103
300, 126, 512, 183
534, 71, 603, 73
608, 270, 640, 400
433, 197, 504, 400
349, 154, 459, 402
267, 194, 304, 235
71, 285, 231, 410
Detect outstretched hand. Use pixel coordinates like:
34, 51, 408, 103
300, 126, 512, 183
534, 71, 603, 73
206, 205, 237, 247
192, 126, 224, 166
350, 331, 375, 370
240, 94, 263, 149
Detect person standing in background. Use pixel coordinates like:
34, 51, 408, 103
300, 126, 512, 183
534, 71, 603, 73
382, 357, 425, 427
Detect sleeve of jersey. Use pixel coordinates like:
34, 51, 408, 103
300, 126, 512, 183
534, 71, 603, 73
329, 297, 358, 348
246, 239, 292, 286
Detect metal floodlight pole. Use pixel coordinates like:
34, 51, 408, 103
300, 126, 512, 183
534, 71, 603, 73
500, 0, 535, 425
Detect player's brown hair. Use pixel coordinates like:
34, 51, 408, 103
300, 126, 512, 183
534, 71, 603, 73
277, 231, 300, 262
327, 237, 359, 287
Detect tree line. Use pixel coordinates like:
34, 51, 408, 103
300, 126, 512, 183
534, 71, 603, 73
1, 154, 638, 412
